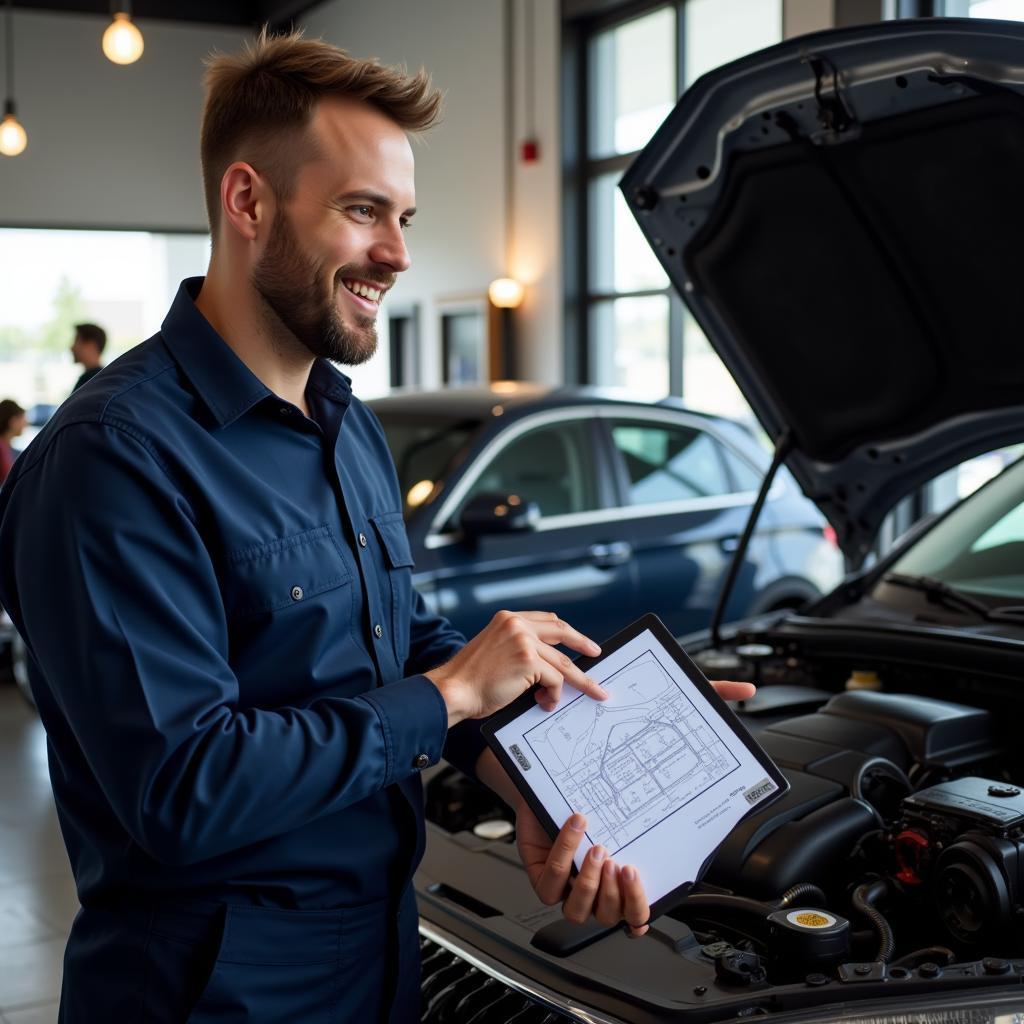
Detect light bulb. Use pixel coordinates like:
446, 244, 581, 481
488, 277, 525, 309
0, 113, 27, 156
102, 12, 144, 65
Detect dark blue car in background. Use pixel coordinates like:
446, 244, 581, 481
369, 384, 842, 642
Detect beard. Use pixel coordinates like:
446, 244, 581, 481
251, 209, 386, 366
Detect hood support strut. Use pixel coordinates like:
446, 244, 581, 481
709, 431, 793, 651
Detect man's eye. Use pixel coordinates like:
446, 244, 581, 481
349, 205, 373, 218
400, 218, 411, 230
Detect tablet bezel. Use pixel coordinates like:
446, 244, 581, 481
481, 612, 790, 920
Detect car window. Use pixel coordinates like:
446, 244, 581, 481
610, 420, 730, 504
455, 419, 600, 522
719, 445, 763, 492
373, 412, 481, 516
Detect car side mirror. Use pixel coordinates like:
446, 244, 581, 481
458, 493, 540, 538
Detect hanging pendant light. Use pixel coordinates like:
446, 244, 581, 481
1, 0, 26, 156
102, 3, 144, 65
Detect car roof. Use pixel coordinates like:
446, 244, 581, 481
367, 382, 734, 426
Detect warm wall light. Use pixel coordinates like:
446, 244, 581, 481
488, 277, 525, 309
103, 9, 144, 65
1, 1, 26, 156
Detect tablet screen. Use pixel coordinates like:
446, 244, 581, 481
487, 616, 786, 910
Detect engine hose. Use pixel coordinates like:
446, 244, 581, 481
775, 883, 826, 909
890, 946, 955, 970
851, 879, 895, 964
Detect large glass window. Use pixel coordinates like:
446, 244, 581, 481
568, 1, 781, 410
0, 228, 209, 440
944, 0, 1024, 18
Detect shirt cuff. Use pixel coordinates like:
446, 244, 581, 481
358, 675, 448, 787
442, 717, 489, 781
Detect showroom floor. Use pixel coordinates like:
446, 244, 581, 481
0, 684, 77, 1022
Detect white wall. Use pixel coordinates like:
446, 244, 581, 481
304, 0, 562, 390
0, 11, 247, 231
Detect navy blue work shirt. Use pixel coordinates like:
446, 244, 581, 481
0, 278, 486, 910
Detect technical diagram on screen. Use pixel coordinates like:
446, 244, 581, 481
483, 614, 788, 916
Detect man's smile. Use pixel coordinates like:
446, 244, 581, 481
340, 277, 386, 313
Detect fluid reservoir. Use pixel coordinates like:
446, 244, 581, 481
766, 907, 851, 981
845, 669, 882, 691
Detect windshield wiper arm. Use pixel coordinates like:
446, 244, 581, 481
881, 573, 994, 620
986, 605, 1024, 624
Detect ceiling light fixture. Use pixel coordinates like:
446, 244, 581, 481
102, 3, 144, 66
0, 0, 26, 156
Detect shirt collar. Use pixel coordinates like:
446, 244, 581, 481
161, 277, 353, 429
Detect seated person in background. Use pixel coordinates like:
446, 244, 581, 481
0, 399, 26, 485
70, 322, 107, 392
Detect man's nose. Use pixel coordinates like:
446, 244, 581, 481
369, 223, 411, 274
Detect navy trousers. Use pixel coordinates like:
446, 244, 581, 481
58, 887, 421, 1023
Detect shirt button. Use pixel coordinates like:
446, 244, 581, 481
374, 623, 383, 639
358, 532, 368, 547
291, 585, 304, 601
413, 753, 430, 770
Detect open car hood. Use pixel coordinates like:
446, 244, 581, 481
621, 17, 1024, 565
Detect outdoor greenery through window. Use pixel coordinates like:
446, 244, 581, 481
573, 0, 781, 417
0, 228, 209, 444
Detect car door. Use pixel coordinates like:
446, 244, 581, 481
600, 412, 760, 636
418, 411, 638, 641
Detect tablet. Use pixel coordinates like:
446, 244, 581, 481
482, 613, 789, 918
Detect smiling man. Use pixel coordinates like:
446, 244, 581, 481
0, 29, 753, 1024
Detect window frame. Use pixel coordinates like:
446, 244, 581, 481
562, 0, 687, 393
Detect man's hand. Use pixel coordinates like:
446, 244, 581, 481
516, 801, 651, 936
506, 679, 757, 937
425, 610, 607, 726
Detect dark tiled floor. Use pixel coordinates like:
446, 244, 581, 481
0, 684, 76, 1023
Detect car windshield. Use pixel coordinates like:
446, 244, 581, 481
373, 411, 481, 516
883, 456, 1024, 603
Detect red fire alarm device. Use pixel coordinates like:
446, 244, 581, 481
520, 139, 539, 163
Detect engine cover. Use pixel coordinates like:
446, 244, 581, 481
705, 691, 996, 899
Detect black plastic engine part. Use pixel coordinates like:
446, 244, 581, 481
704, 693, 998, 897
766, 906, 851, 981
898, 777, 1024, 950
818, 691, 997, 769
714, 948, 767, 987
709, 795, 878, 898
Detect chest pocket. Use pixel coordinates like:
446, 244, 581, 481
370, 512, 414, 665
223, 525, 351, 619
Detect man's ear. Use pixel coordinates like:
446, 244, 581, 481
220, 161, 272, 243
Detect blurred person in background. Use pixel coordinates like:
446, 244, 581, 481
0, 400, 26, 484
70, 323, 107, 392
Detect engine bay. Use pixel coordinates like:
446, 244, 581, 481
418, 629, 1024, 1020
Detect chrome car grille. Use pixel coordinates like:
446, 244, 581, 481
420, 936, 572, 1023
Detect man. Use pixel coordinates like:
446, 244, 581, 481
69, 322, 106, 391
0, 31, 752, 1023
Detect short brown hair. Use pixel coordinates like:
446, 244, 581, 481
74, 323, 107, 354
0, 399, 25, 434
201, 29, 442, 237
